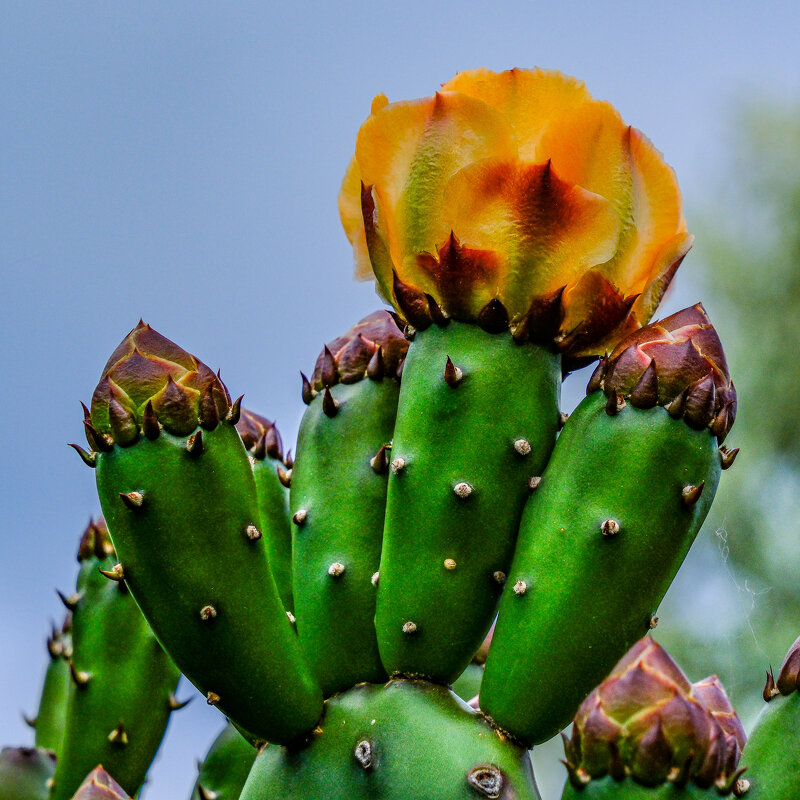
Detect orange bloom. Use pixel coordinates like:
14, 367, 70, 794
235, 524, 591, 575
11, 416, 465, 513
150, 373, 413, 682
339, 68, 692, 358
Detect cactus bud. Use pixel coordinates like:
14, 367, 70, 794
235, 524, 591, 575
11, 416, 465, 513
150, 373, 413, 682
89, 321, 230, 443
70, 767, 130, 799
564, 638, 745, 794
595, 303, 736, 442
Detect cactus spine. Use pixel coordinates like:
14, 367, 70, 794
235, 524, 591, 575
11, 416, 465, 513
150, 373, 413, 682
481, 306, 735, 745
31, 613, 71, 755
237, 410, 295, 613
291, 311, 407, 695
241, 679, 540, 800
49, 519, 181, 800
191, 722, 256, 800
89, 322, 322, 743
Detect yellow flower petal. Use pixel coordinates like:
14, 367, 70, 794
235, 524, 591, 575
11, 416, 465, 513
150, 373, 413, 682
338, 156, 372, 280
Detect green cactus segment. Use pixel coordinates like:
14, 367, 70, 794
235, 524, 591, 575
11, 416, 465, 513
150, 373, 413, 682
376, 321, 561, 683
0, 747, 55, 800
240, 679, 540, 800
191, 722, 257, 800
32, 614, 72, 755
480, 393, 721, 745
88, 323, 323, 744
49, 520, 180, 800
95, 424, 323, 743
70, 767, 130, 799
237, 410, 294, 613
560, 775, 719, 799
290, 310, 407, 696
741, 635, 800, 799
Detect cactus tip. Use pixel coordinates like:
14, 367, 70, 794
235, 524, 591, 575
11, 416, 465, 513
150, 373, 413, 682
186, 430, 204, 457
443, 356, 463, 387
68, 443, 97, 468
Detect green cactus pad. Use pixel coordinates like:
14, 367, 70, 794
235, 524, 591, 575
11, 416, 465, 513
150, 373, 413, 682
32, 616, 71, 755
0, 747, 55, 800
191, 721, 256, 800
481, 391, 721, 746
95, 423, 323, 744
49, 522, 181, 800
240, 679, 540, 800
376, 322, 560, 683
561, 776, 719, 798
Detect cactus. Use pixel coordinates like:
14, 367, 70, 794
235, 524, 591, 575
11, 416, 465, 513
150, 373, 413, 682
0, 747, 55, 800
70, 767, 130, 799
49, 518, 181, 800
340, 67, 693, 684
290, 310, 407, 695
86, 321, 323, 743
30, 613, 71, 755
560, 639, 747, 798
480, 304, 735, 745
191, 722, 256, 800
237, 410, 294, 612
241, 679, 540, 800
740, 634, 800, 798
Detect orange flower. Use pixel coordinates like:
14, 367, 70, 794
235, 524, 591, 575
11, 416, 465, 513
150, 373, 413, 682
339, 68, 692, 358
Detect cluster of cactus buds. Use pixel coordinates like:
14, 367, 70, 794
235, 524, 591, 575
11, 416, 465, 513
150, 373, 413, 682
5, 65, 797, 800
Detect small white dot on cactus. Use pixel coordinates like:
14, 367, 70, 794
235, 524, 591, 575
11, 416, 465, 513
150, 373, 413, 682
199, 605, 217, 621
453, 481, 473, 498
371, 571, 380, 586
444, 558, 457, 570
601, 519, 620, 537
493, 571, 506, 584
391, 457, 406, 474
402, 621, 418, 634
514, 438, 532, 455
328, 562, 345, 578
513, 580, 527, 596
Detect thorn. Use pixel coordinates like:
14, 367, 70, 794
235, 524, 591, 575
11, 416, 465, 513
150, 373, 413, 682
629, 360, 659, 409
370, 444, 390, 474
108, 395, 138, 445
293, 509, 308, 526
558, 411, 569, 429
206, 691, 220, 706
328, 562, 345, 578
108, 723, 128, 746
198, 386, 220, 431
320, 345, 339, 387
605, 388, 625, 416
265, 426, 283, 460
366, 346, 385, 381
665, 388, 687, 419
513, 438, 531, 456
322, 387, 339, 418
197, 785, 219, 800
284, 449, 294, 469
649, 615, 659, 629
763, 668, 780, 702
56, 590, 82, 611
527, 476, 542, 491
226, 395, 243, 424
601, 519, 620, 537
586, 356, 606, 394
391, 457, 406, 474
513, 580, 527, 596
477, 298, 509, 334
169, 694, 192, 710
277, 466, 292, 488
245, 524, 262, 541
402, 621, 418, 635
426, 294, 449, 327
371, 571, 380, 586
69, 662, 90, 687
143, 401, 161, 439
682, 482, 705, 506
81, 401, 91, 422
22, 713, 36, 729
119, 491, 144, 510
301, 372, 315, 405
84, 421, 113, 453
99, 563, 125, 582
286, 610, 296, 624
392, 271, 433, 330
443, 356, 463, 387
253, 431, 267, 460
443, 558, 457, 570
720, 446, 740, 470
354, 739, 373, 770
453, 481, 473, 499
493, 571, 506, 585
199, 605, 217, 621
684, 372, 717, 430
68, 443, 97, 468
186, 430, 204, 457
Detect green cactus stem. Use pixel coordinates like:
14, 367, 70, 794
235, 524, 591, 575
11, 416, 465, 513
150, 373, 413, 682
190, 721, 257, 800
30, 612, 71, 755
290, 311, 408, 696
739, 634, 800, 798
0, 747, 55, 800
49, 519, 181, 800
481, 305, 735, 745
559, 639, 747, 799
237, 410, 294, 613
375, 304, 561, 684
70, 767, 130, 799
88, 322, 323, 744
240, 678, 540, 800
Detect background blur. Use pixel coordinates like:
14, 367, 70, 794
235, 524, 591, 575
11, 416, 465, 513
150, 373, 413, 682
2, 3, 800, 798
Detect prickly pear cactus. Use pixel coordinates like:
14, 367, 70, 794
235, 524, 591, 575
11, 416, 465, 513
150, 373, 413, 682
191, 722, 256, 800
0, 747, 55, 800
560, 639, 748, 798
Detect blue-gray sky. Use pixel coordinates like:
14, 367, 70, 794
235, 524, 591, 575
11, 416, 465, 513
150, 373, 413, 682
2, 3, 799, 798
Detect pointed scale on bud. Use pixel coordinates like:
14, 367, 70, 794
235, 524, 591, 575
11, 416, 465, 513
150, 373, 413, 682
70, 767, 130, 799
89, 321, 230, 444
563, 638, 746, 795
594, 303, 736, 442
